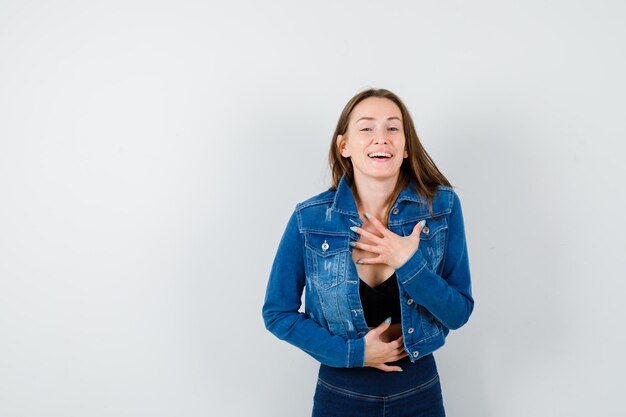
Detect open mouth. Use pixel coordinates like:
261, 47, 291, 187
367, 152, 393, 159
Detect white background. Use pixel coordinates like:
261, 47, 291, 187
1, 1, 625, 416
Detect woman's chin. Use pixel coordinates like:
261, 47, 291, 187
355, 168, 402, 182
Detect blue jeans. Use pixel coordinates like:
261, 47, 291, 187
312, 354, 445, 417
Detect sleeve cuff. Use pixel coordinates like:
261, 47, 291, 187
395, 249, 428, 285
347, 337, 366, 368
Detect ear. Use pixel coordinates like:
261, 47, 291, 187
404, 149, 409, 158
337, 134, 350, 158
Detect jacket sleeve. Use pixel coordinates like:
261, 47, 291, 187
395, 190, 474, 330
262, 208, 366, 368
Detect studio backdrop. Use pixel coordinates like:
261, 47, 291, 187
1, 1, 625, 416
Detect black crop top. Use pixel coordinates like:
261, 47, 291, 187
359, 273, 402, 327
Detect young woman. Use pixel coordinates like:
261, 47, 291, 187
262, 88, 474, 416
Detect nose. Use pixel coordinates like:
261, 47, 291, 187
373, 133, 388, 144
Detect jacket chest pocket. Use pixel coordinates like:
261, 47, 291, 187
402, 217, 448, 271
304, 232, 350, 290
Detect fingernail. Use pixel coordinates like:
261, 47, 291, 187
357, 259, 364, 264
364, 212, 371, 219
350, 226, 358, 232
384, 317, 392, 323
396, 368, 404, 372
419, 220, 426, 227
349, 241, 356, 247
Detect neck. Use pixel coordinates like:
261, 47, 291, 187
352, 174, 398, 220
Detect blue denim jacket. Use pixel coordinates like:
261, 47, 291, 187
262, 175, 473, 368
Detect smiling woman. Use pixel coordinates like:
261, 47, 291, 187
336, 98, 408, 188
262, 88, 474, 416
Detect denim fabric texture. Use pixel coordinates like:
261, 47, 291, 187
313, 354, 445, 417
262, 174, 473, 368
312, 374, 444, 417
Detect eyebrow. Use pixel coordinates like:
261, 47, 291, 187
355, 116, 402, 123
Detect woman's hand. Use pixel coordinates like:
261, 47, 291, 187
364, 318, 409, 372
351, 213, 425, 270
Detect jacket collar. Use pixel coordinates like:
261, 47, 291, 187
331, 174, 425, 216
331, 175, 359, 216
396, 181, 426, 204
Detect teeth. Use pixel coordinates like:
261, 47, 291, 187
368, 152, 392, 158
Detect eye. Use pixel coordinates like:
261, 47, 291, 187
388, 127, 399, 131
360, 128, 372, 131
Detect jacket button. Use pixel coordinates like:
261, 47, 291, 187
423, 226, 430, 235
413, 351, 419, 358
408, 327, 414, 334
407, 299, 414, 305
392, 207, 399, 215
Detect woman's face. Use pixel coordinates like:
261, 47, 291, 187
337, 97, 408, 182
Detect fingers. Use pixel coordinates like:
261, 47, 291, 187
379, 346, 409, 367
368, 344, 408, 370
411, 219, 426, 238
351, 226, 384, 244
375, 364, 404, 373
372, 317, 392, 334
363, 213, 390, 236
385, 352, 409, 363
355, 255, 386, 265
364, 331, 408, 372
375, 331, 406, 356
389, 343, 405, 355
390, 337, 404, 349
383, 342, 405, 356
364, 318, 391, 342
351, 241, 383, 254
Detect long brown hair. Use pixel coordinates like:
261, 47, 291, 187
328, 88, 452, 222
